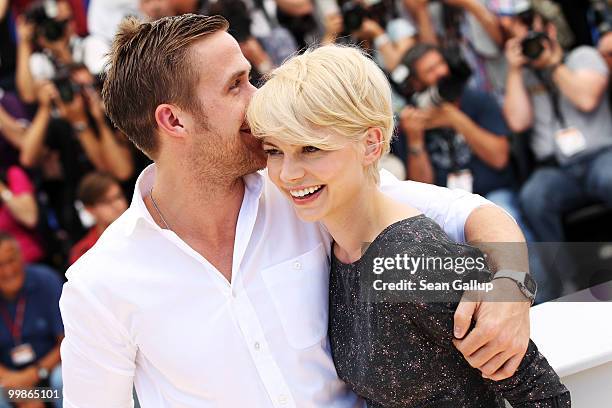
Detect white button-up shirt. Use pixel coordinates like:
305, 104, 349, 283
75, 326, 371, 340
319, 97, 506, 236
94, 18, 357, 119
59, 165, 491, 408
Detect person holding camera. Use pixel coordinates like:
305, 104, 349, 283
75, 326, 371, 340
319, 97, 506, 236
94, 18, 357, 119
15, 0, 107, 104
398, 44, 544, 256
16, 65, 133, 240
503, 7, 612, 242
322, 0, 417, 71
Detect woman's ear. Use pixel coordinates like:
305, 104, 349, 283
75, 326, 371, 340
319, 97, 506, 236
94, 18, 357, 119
363, 128, 384, 166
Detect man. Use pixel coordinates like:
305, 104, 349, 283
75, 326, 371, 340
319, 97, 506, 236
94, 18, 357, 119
503, 7, 612, 241
60, 14, 533, 407
69, 172, 129, 264
0, 233, 63, 408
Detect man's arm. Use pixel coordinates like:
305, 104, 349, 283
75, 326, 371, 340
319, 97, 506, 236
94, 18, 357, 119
60, 274, 136, 408
548, 45, 609, 112
400, 106, 435, 184
379, 175, 531, 380
503, 39, 534, 133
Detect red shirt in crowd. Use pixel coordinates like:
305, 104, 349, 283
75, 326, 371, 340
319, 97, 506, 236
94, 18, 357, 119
69, 227, 101, 265
0, 166, 44, 263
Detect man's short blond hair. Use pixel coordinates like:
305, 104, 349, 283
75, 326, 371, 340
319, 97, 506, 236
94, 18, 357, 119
247, 44, 394, 184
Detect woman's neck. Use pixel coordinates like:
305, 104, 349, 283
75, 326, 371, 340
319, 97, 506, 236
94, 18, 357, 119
322, 186, 420, 264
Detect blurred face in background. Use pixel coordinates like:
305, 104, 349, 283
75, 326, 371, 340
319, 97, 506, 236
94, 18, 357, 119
414, 50, 450, 90
140, 0, 175, 21
86, 183, 128, 229
0, 240, 26, 301
169, 0, 200, 14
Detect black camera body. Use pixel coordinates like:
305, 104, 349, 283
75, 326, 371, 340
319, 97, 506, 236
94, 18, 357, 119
521, 31, 550, 60
52, 74, 81, 103
24, 4, 67, 42
390, 46, 472, 107
340, 0, 391, 35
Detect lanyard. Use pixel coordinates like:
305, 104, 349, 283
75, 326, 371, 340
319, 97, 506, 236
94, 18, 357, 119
1, 296, 26, 346
532, 67, 568, 128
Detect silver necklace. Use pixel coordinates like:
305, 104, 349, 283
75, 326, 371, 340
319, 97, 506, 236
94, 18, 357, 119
149, 187, 171, 230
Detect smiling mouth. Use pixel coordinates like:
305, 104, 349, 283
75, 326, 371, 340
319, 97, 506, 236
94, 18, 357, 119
289, 185, 326, 200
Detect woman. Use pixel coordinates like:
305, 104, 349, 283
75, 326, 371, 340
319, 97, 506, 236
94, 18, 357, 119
247, 44, 570, 407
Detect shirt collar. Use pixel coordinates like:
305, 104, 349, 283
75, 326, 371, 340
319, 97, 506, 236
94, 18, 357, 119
123, 164, 265, 236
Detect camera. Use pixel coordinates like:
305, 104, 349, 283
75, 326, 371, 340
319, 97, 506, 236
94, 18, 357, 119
24, 2, 68, 42
390, 46, 472, 108
52, 74, 81, 103
340, 0, 391, 35
521, 31, 549, 60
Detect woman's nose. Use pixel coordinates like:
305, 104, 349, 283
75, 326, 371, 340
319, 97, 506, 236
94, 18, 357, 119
280, 156, 305, 184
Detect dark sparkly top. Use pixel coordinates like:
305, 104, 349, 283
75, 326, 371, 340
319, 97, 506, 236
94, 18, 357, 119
329, 215, 570, 408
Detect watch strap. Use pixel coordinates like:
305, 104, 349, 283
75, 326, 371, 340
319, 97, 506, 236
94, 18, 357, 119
492, 270, 537, 304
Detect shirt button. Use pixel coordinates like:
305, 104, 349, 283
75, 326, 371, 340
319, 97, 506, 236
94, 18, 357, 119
293, 261, 301, 270
254, 342, 260, 351
278, 395, 288, 405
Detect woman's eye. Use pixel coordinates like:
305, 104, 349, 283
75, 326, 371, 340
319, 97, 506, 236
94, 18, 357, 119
230, 79, 241, 90
263, 149, 281, 156
303, 146, 320, 153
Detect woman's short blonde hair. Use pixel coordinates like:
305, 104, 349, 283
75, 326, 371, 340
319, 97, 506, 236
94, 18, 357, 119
247, 44, 394, 184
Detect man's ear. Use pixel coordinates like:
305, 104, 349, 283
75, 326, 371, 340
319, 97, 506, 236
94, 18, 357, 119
155, 104, 187, 139
363, 128, 384, 166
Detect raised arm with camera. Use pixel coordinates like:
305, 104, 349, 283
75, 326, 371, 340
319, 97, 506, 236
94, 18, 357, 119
403, 0, 437, 45
358, 17, 416, 70
84, 87, 134, 181
444, 0, 503, 46
15, 16, 38, 104
502, 37, 533, 133
19, 82, 56, 168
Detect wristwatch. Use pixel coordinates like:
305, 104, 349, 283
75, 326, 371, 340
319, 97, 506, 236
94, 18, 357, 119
36, 364, 49, 381
492, 270, 537, 305
408, 145, 424, 156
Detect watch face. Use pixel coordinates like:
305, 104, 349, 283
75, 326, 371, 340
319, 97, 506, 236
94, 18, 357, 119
524, 274, 537, 294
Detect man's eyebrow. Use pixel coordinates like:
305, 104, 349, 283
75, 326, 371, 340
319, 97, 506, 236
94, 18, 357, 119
225, 64, 252, 88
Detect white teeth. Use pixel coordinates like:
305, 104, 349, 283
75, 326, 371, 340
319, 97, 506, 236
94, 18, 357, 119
289, 185, 323, 198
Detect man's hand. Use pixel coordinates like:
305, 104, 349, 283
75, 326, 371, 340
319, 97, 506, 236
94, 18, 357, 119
357, 18, 385, 40
424, 102, 462, 129
57, 93, 88, 125
323, 13, 344, 43
36, 81, 59, 108
505, 37, 528, 70
453, 278, 531, 381
534, 36, 564, 69
15, 16, 35, 44
0, 366, 38, 389
400, 105, 429, 142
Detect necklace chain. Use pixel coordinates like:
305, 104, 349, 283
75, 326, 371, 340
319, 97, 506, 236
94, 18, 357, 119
149, 187, 171, 230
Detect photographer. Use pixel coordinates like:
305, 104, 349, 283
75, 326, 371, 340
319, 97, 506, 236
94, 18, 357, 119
15, 0, 107, 104
17, 65, 133, 239
324, 0, 416, 71
503, 7, 612, 242
397, 44, 540, 236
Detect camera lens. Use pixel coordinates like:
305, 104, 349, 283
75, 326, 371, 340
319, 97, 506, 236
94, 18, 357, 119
521, 32, 547, 60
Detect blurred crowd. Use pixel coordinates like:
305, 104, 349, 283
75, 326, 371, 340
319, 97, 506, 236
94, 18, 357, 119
0, 0, 610, 404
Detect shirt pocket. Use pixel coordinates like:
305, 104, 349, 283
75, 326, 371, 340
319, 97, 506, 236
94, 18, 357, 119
261, 243, 330, 349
